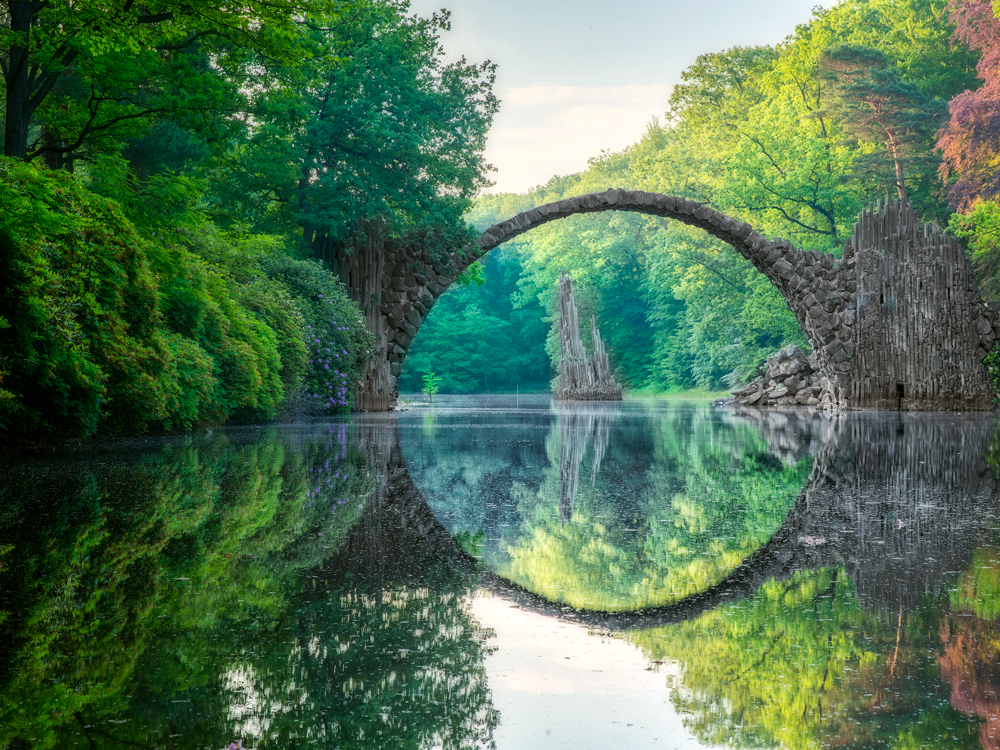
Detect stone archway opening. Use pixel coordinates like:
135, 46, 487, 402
347, 189, 999, 411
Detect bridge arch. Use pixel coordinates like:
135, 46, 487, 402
362, 190, 997, 411
373, 189, 848, 404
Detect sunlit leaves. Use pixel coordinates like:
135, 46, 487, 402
2, 0, 330, 161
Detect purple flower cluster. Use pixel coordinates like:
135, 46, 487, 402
306, 295, 353, 410
307, 425, 359, 536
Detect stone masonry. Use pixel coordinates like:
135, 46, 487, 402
367, 190, 999, 410
730, 344, 823, 407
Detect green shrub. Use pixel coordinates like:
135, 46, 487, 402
0, 158, 175, 435
165, 257, 285, 421
256, 254, 374, 411
0, 158, 374, 438
160, 332, 220, 429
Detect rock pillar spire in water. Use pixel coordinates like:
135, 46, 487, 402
554, 274, 622, 401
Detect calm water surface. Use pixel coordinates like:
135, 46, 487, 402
3, 396, 1000, 749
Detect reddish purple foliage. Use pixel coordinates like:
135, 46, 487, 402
938, 0, 1000, 210
949, 0, 1000, 82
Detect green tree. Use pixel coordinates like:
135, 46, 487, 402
819, 44, 945, 205
422, 370, 441, 402
0, 0, 322, 164
206, 0, 498, 257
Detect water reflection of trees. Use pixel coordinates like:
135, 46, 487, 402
0, 422, 496, 750
401, 404, 1000, 748
401, 402, 811, 612
626, 411, 1000, 750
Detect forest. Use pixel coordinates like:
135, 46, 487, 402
0, 0, 495, 436
3, 0, 1000, 433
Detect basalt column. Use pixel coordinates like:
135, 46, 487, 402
847, 201, 999, 410
554, 275, 622, 401
335, 229, 395, 412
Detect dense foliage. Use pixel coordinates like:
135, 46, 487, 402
0, 158, 373, 437
398, 248, 551, 394
937, 0, 1000, 211
0, 427, 498, 748
0, 0, 497, 434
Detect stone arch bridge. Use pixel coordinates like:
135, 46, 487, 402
343, 190, 1000, 411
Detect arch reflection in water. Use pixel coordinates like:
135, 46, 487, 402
6, 403, 1000, 750
401, 399, 1000, 749
402, 402, 1000, 622
400, 398, 814, 612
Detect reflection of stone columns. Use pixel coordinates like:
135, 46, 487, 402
355, 409, 1000, 630
724, 405, 839, 465
730, 410, 1000, 616
321, 416, 474, 586
555, 403, 619, 524
823, 415, 998, 614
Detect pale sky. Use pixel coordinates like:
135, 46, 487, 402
408, 0, 825, 194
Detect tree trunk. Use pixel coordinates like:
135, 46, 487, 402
39, 126, 63, 170
885, 131, 908, 203
4, 0, 33, 160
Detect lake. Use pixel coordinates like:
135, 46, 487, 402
2, 395, 999, 749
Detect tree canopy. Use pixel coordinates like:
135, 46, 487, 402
0, 0, 498, 434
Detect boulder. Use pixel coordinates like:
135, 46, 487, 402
729, 343, 821, 409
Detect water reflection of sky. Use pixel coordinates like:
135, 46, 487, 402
471, 592, 707, 750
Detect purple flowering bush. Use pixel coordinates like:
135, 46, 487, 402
301, 422, 373, 550
258, 255, 375, 413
